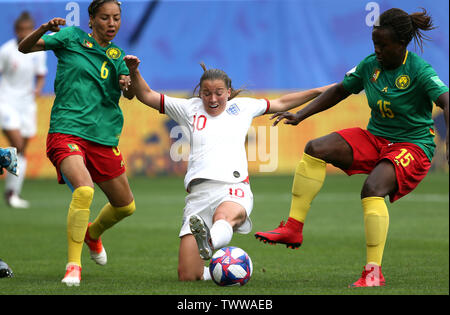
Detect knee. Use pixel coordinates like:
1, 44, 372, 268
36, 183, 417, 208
72, 186, 94, 208
361, 181, 387, 199
361, 166, 397, 199
115, 200, 136, 219
304, 139, 324, 160
73, 186, 94, 199
213, 205, 246, 229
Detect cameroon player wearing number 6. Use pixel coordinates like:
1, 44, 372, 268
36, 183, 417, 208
18, 0, 137, 286
255, 8, 449, 287
124, 54, 333, 281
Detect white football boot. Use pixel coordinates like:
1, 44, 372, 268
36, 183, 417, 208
6, 193, 30, 209
189, 214, 214, 260
84, 223, 107, 266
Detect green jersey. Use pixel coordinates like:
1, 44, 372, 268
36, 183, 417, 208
342, 51, 448, 161
42, 26, 129, 146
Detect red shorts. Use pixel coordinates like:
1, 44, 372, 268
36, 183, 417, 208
336, 128, 431, 203
46, 133, 126, 184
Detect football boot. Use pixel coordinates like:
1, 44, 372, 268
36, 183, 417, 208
349, 264, 385, 287
0, 259, 14, 278
189, 214, 214, 260
255, 217, 303, 249
61, 263, 81, 286
84, 223, 107, 265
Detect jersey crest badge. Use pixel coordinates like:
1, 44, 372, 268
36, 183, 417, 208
370, 69, 381, 82
395, 75, 410, 89
106, 47, 121, 60
226, 104, 240, 115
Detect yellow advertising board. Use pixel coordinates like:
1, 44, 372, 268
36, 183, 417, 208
0, 93, 446, 179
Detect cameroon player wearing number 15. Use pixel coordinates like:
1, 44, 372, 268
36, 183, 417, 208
255, 8, 449, 287
18, 0, 137, 286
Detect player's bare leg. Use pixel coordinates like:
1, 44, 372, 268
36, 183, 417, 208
178, 234, 206, 281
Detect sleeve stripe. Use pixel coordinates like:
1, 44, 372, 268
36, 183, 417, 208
263, 98, 270, 114
159, 94, 165, 114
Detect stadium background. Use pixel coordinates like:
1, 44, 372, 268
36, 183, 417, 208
0, 0, 448, 179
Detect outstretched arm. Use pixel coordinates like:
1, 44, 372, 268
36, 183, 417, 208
18, 17, 66, 53
267, 83, 336, 114
123, 55, 161, 111
271, 82, 351, 126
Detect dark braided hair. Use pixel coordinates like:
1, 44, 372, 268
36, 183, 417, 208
88, 0, 122, 28
193, 62, 245, 100
374, 8, 435, 52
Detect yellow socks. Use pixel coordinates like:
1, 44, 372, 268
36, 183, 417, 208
362, 197, 389, 266
88, 200, 136, 240
67, 186, 94, 266
66, 188, 136, 266
289, 153, 326, 223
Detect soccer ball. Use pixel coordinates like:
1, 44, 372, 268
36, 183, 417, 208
209, 246, 253, 286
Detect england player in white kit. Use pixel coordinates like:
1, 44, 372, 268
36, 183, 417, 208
0, 12, 47, 208
124, 55, 334, 281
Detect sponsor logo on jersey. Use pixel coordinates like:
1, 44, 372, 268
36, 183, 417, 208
226, 104, 240, 115
395, 75, 410, 89
106, 47, 121, 59
381, 86, 388, 93
371, 68, 381, 82
429, 128, 435, 136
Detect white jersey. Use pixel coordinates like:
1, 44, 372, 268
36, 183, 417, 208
161, 95, 270, 189
0, 38, 47, 106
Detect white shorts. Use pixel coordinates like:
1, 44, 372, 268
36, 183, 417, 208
0, 102, 37, 138
179, 179, 254, 237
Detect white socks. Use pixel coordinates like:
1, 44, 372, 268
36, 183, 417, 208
6, 154, 27, 195
202, 266, 211, 281
202, 219, 234, 281
210, 219, 233, 250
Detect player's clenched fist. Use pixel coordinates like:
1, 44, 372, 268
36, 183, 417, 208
42, 17, 66, 32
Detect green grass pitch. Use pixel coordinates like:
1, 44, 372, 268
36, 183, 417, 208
0, 173, 448, 295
